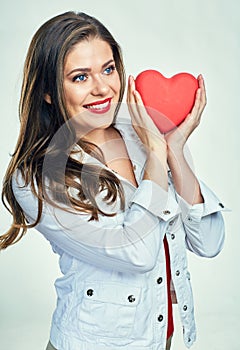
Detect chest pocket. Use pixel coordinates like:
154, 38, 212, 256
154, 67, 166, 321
79, 281, 141, 338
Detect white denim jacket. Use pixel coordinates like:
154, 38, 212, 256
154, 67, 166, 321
12, 117, 226, 350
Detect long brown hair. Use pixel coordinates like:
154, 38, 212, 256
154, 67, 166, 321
1, 11, 126, 249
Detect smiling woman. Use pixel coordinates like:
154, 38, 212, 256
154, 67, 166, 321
61, 38, 121, 133
0, 11, 226, 350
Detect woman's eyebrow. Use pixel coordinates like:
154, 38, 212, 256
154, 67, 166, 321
66, 59, 115, 76
102, 58, 115, 68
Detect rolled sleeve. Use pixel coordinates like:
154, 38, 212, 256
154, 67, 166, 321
199, 180, 230, 216
175, 180, 227, 258
175, 179, 229, 224
130, 180, 181, 221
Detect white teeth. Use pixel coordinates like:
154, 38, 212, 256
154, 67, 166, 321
86, 101, 109, 110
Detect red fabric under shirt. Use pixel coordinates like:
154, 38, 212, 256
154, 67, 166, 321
164, 237, 174, 339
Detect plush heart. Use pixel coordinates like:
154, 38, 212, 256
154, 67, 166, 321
135, 70, 199, 133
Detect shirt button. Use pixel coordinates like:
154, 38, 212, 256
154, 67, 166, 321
176, 270, 180, 276
169, 220, 175, 226
157, 277, 163, 284
133, 164, 137, 171
171, 233, 175, 240
158, 314, 164, 322
183, 305, 188, 311
128, 295, 136, 303
86, 289, 94, 296
163, 210, 171, 215
219, 202, 224, 208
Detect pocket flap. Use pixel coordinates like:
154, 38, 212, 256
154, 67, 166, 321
83, 282, 141, 306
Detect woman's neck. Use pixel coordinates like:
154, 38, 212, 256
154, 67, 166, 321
82, 125, 121, 147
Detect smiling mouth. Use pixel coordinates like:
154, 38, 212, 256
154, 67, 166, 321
83, 98, 112, 114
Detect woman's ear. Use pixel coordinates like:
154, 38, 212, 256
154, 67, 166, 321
44, 93, 52, 104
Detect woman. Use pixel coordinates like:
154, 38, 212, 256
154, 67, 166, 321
1, 11, 226, 350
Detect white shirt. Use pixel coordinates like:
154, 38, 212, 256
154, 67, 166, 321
12, 117, 226, 350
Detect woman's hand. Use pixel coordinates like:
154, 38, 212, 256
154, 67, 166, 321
127, 75, 167, 155
164, 74, 207, 151
127, 75, 168, 190
165, 75, 206, 204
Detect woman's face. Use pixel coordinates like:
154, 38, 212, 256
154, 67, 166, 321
63, 37, 121, 136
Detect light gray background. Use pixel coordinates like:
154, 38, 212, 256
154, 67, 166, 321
0, 0, 239, 349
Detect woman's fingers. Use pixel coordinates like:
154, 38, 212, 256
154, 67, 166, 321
190, 88, 201, 118
127, 75, 165, 149
197, 74, 207, 113
134, 91, 161, 136
127, 76, 138, 121
127, 75, 147, 123
133, 89, 145, 107
188, 74, 207, 123
166, 74, 207, 147
127, 75, 134, 106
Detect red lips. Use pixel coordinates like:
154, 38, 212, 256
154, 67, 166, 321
83, 97, 112, 114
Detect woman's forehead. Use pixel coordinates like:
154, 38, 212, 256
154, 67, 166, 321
64, 38, 113, 71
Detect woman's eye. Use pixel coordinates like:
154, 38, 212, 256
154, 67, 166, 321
73, 74, 87, 82
104, 65, 116, 75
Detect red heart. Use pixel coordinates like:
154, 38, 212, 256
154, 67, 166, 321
135, 70, 199, 133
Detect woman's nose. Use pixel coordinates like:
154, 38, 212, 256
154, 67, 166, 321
91, 76, 110, 96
